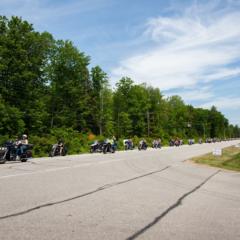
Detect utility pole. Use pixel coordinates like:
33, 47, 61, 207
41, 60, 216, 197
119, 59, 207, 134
202, 123, 206, 140
99, 89, 103, 135
147, 110, 150, 137
117, 112, 120, 138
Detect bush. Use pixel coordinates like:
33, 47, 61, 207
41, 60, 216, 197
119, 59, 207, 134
30, 135, 56, 157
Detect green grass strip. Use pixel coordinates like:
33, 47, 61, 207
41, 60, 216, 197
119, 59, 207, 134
192, 146, 240, 171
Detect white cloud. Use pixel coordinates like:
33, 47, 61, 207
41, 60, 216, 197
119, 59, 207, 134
204, 67, 240, 82
199, 97, 240, 110
111, 3, 240, 90
168, 86, 214, 101
0, 0, 109, 23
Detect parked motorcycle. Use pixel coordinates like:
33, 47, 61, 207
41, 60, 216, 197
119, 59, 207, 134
49, 143, 67, 157
90, 141, 103, 153
102, 142, 115, 154
138, 140, 147, 150
188, 139, 195, 145
169, 139, 175, 147
124, 139, 134, 150
0, 141, 33, 164
175, 139, 180, 147
152, 140, 161, 149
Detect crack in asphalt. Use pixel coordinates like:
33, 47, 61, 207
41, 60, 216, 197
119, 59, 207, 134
126, 170, 221, 240
0, 166, 170, 220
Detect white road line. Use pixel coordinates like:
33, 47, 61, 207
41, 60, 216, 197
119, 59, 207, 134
0, 158, 126, 180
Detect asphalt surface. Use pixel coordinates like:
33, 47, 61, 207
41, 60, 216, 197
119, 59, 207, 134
0, 141, 240, 240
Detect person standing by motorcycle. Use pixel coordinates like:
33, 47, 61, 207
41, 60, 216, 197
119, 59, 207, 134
111, 136, 117, 151
158, 138, 162, 148
58, 139, 64, 156
123, 139, 129, 150
152, 139, 157, 148
15, 136, 22, 158
128, 139, 134, 149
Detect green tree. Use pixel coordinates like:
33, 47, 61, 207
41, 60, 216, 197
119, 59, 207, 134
165, 96, 188, 138
47, 40, 91, 131
90, 66, 113, 135
208, 106, 226, 138
113, 77, 134, 137
0, 16, 54, 134
128, 84, 150, 136
146, 86, 165, 137
0, 98, 25, 136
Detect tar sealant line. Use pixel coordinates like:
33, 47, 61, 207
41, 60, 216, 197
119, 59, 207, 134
0, 166, 170, 220
126, 170, 221, 240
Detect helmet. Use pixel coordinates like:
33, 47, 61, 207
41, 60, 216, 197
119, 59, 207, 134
22, 134, 27, 139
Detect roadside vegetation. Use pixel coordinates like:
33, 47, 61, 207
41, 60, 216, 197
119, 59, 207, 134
0, 16, 240, 157
191, 145, 240, 171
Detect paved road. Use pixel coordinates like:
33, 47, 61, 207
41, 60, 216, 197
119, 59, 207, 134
0, 141, 240, 240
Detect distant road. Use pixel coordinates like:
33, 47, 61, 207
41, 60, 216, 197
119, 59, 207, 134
1, 141, 240, 240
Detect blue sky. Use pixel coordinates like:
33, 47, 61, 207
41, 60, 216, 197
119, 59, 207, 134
1, 0, 240, 125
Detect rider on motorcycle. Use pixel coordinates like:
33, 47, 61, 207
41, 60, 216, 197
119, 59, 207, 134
152, 138, 161, 148
16, 134, 29, 159
139, 139, 147, 150
123, 139, 134, 150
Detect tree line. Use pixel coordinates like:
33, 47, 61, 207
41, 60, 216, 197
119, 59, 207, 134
0, 16, 240, 145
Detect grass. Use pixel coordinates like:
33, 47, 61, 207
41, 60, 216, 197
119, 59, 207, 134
191, 145, 240, 172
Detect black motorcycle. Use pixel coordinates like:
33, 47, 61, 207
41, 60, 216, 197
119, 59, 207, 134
138, 141, 147, 150
49, 143, 67, 157
90, 141, 103, 153
102, 142, 116, 154
124, 140, 134, 150
152, 140, 161, 149
188, 139, 195, 145
0, 141, 33, 164
169, 139, 175, 147
175, 140, 180, 147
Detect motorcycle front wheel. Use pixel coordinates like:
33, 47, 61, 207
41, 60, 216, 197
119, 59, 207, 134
0, 158, 6, 164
